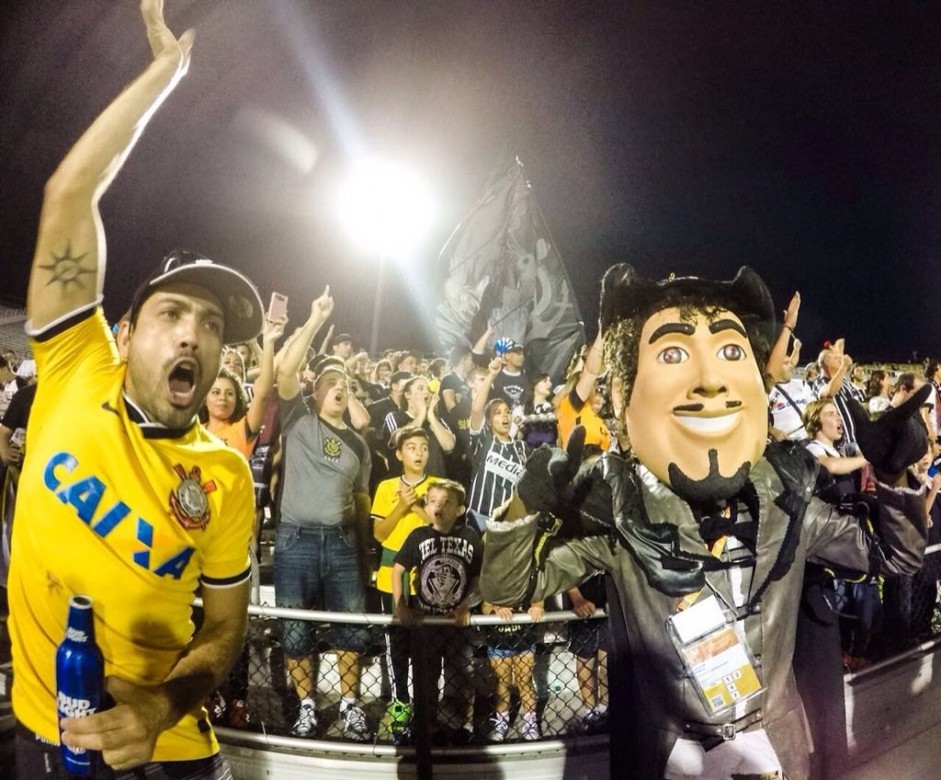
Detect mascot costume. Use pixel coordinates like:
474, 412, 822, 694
481, 264, 929, 780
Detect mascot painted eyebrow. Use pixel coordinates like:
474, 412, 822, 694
481, 264, 929, 780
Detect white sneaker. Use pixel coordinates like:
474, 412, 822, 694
341, 703, 370, 741
489, 711, 510, 742
521, 712, 540, 741
292, 702, 317, 737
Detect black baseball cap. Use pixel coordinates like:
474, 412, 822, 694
333, 333, 354, 345
129, 250, 264, 345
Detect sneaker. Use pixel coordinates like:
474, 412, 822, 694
387, 699, 412, 746
580, 707, 608, 734
341, 703, 370, 742
292, 702, 317, 737
521, 712, 540, 741
489, 711, 510, 743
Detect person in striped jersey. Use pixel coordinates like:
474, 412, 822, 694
465, 357, 530, 533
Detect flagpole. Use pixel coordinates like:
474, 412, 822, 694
369, 253, 386, 356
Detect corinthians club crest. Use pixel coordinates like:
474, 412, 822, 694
170, 464, 217, 530
323, 436, 342, 461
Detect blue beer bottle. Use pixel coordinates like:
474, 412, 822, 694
56, 594, 103, 776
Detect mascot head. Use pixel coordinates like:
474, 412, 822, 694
601, 265, 775, 503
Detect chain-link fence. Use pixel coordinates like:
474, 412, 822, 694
205, 602, 610, 748
204, 546, 941, 747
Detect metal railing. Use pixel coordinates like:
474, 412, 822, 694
204, 600, 610, 757
204, 546, 941, 760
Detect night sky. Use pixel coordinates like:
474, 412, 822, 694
2, 1, 940, 362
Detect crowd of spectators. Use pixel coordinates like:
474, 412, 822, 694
3, 283, 941, 750
766, 299, 941, 680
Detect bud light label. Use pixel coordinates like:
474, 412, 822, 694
66, 627, 88, 643
57, 691, 96, 719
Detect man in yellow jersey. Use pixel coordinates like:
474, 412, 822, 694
555, 331, 611, 452
9, 2, 262, 777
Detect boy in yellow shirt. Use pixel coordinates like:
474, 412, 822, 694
371, 428, 437, 744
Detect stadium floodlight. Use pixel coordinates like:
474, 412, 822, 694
337, 158, 436, 258
337, 158, 436, 354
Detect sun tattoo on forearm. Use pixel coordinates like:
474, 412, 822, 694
37, 244, 95, 290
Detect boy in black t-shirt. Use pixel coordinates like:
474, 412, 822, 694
393, 480, 482, 741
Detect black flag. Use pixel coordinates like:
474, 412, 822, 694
435, 159, 585, 383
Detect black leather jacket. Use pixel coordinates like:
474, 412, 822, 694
481, 442, 927, 779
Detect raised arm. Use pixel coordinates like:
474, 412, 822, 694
316, 323, 335, 356
426, 395, 456, 452
243, 338, 264, 382
574, 330, 604, 402
471, 322, 494, 368
346, 394, 371, 432
765, 292, 800, 382
469, 357, 501, 431
276, 287, 333, 400
243, 317, 286, 436
819, 354, 851, 399
789, 339, 803, 374
28, 0, 194, 331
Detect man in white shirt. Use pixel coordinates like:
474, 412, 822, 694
768, 343, 816, 441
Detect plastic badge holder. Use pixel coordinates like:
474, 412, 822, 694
666, 594, 764, 717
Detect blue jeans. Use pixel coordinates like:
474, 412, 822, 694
274, 523, 367, 656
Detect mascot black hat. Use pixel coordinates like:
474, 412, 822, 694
600, 264, 776, 365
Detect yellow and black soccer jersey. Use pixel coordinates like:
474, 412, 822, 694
557, 387, 611, 451
8, 306, 254, 761
371, 474, 436, 594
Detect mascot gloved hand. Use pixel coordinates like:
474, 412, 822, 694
516, 426, 586, 515
847, 383, 931, 482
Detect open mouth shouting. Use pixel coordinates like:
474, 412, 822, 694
168, 359, 199, 408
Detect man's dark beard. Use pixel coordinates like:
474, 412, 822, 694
667, 449, 751, 502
